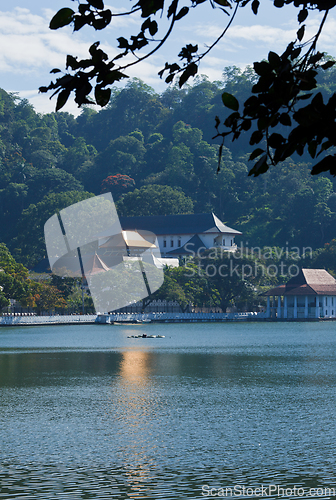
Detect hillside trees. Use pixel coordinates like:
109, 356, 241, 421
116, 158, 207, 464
0, 77, 336, 269
12, 191, 94, 267
116, 184, 194, 216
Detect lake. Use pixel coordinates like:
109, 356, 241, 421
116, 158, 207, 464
1, 321, 336, 499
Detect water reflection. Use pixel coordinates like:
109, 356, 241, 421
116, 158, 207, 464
1, 323, 336, 498
119, 350, 151, 383
111, 351, 158, 498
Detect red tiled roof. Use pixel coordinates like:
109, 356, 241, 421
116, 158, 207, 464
264, 269, 336, 296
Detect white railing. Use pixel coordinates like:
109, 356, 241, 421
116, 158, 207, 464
98, 312, 265, 323
0, 315, 98, 326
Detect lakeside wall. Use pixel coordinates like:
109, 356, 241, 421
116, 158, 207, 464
0, 315, 97, 326
98, 312, 264, 323
2, 312, 332, 326
0, 312, 263, 326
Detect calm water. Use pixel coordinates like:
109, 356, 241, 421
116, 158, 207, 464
1, 321, 336, 499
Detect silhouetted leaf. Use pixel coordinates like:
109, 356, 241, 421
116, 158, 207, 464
298, 8, 308, 23
168, 0, 178, 18
73, 15, 87, 31
175, 7, 189, 20
95, 87, 111, 106
56, 88, 71, 111
322, 60, 336, 70
308, 140, 318, 159
249, 148, 264, 161
179, 63, 198, 87
222, 92, 239, 111
250, 130, 263, 145
297, 25, 305, 41
254, 61, 271, 76
268, 51, 280, 68
241, 119, 251, 131
213, 0, 232, 6
117, 37, 129, 49
50, 8, 74, 30
248, 154, 268, 176
217, 144, 223, 173
251, 0, 259, 14
268, 133, 284, 148
149, 20, 158, 35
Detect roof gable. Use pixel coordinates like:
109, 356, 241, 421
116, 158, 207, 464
167, 234, 205, 255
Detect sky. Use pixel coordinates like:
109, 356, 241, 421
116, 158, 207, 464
1, 0, 336, 116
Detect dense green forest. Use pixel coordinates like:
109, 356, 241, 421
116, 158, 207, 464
0, 67, 336, 312
2, 67, 336, 267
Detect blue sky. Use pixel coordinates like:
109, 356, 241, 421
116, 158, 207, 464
2, 1, 335, 115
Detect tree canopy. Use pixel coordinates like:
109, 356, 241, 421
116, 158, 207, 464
1, 82, 336, 269
40, 0, 336, 177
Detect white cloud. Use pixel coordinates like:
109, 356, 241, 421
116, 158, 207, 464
13, 88, 83, 116
3, 3, 336, 116
0, 8, 93, 76
189, 22, 296, 46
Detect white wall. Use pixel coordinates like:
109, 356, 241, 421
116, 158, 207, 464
157, 232, 237, 257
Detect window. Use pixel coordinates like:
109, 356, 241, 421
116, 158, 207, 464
222, 238, 225, 246
178, 239, 181, 247
171, 240, 174, 247
163, 240, 166, 248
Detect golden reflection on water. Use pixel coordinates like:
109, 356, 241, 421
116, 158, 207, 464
119, 350, 151, 385
110, 349, 158, 498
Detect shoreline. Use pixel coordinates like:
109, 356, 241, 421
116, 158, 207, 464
1, 312, 335, 326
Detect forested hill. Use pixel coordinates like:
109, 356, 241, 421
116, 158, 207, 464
1, 67, 336, 268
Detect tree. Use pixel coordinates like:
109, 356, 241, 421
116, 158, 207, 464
12, 191, 94, 267
41, 0, 336, 177
0, 244, 35, 308
116, 184, 194, 216
100, 174, 135, 198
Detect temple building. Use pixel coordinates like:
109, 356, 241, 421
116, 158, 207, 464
264, 268, 336, 319
119, 213, 242, 259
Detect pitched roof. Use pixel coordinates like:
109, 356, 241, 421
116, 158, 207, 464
82, 252, 110, 275
99, 230, 156, 249
166, 234, 206, 255
119, 213, 242, 236
264, 268, 336, 296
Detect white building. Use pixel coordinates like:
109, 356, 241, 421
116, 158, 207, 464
264, 268, 336, 319
119, 213, 242, 259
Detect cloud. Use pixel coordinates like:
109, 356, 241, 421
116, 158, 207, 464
189, 22, 296, 47
14, 89, 83, 116
0, 8, 92, 75
3, 4, 336, 116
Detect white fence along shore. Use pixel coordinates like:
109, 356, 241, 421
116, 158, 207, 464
0, 314, 97, 326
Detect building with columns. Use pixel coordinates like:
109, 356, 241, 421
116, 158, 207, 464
264, 269, 336, 319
